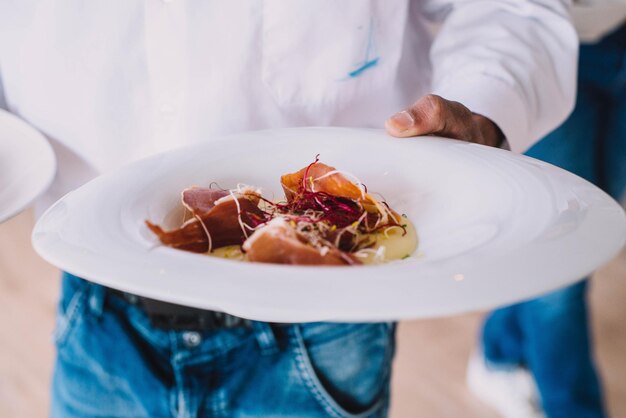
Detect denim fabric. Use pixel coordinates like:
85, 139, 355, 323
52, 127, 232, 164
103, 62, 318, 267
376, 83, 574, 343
482, 24, 626, 418
51, 273, 396, 418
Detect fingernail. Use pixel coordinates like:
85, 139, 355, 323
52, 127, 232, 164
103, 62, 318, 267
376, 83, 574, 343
389, 110, 414, 132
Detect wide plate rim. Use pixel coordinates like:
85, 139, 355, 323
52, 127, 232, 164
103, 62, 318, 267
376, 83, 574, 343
31, 127, 626, 321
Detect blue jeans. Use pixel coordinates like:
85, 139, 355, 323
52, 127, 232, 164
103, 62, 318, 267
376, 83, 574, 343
51, 273, 396, 417
482, 24, 626, 418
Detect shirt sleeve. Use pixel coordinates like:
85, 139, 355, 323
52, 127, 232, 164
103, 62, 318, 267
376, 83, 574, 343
421, 0, 578, 153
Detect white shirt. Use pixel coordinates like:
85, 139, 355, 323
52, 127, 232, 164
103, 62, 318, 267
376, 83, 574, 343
573, 0, 626, 42
0, 1, 577, 213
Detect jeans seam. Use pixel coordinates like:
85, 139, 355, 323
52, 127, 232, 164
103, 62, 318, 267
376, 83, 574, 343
54, 284, 88, 347
291, 326, 385, 418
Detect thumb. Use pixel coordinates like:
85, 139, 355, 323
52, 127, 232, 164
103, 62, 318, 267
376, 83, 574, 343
385, 95, 450, 138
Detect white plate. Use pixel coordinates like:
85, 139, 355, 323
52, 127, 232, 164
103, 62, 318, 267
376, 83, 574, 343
0, 110, 56, 223
32, 128, 625, 322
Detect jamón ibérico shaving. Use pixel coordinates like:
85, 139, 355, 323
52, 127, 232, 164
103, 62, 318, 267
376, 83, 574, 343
145, 157, 407, 265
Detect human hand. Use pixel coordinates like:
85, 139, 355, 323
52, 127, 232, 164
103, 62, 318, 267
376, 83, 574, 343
385, 95, 504, 147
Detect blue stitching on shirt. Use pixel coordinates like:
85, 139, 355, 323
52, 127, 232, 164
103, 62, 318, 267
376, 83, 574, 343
348, 18, 379, 78
349, 58, 380, 78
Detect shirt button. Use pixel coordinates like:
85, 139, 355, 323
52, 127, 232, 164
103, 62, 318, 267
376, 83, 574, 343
182, 331, 202, 348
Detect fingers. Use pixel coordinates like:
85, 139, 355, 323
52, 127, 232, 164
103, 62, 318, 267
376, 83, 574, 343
386, 95, 474, 138
385, 94, 504, 146
471, 113, 504, 147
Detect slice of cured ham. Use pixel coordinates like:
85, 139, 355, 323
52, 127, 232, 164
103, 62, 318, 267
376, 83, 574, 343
181, 187, 229, 215
146, 193, 265, 253
280, 160, 401, 225
281, 162, 363, 202
242, 218, 359, 266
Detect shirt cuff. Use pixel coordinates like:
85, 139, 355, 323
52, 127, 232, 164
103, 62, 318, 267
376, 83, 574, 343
432, 74, 532, 154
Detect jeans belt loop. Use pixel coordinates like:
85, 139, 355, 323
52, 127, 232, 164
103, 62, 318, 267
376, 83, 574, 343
88, 284, 106, 319
251, 321, 279, 356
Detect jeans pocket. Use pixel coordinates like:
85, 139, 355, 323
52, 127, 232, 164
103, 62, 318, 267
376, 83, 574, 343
53, 273, 89, 348
291, 322, 395, 418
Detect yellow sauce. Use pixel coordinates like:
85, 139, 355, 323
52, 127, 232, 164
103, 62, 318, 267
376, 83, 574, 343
209, 245, 245, 261
356, 216, 418, 264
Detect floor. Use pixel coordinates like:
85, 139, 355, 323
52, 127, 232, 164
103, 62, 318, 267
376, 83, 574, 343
0, 210, 624, 417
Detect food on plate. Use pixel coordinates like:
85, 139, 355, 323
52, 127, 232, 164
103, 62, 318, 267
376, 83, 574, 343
146, 157, 417, 265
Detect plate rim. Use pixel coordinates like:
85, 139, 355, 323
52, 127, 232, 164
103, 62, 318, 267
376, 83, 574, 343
0, 109, 57, 223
